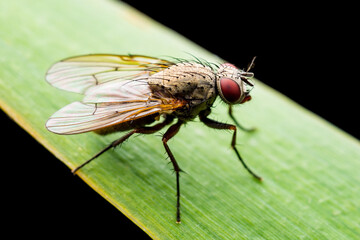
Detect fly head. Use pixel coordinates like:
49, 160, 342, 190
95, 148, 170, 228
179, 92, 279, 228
216, 63, 254, 105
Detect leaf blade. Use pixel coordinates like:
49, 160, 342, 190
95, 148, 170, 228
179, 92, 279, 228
1, 0, 360, 239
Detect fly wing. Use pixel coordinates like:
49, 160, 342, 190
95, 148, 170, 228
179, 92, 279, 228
46, 54, 174, 94
46, 80, 185, 135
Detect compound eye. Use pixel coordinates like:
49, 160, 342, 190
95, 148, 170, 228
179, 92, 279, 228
220, 78, 241, 103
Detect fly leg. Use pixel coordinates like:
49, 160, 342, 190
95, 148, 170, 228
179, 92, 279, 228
228, 105, 256, 132
72, 116, 173, 174
162, 120, 183, 223
199, 110, 262, 181
72, 131, 135, 174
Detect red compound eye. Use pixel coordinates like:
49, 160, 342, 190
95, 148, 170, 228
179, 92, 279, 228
220, 78, 241, 103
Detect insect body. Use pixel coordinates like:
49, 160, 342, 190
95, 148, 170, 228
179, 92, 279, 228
46, 54, 261, 223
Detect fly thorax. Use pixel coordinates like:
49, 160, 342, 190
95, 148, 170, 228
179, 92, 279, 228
148, 62, 217, 103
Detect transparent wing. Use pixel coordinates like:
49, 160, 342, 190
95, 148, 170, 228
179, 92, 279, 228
46, 54, 174, 94
46, 80, 185, 135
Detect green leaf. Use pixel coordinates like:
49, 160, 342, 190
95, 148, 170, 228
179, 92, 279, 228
1, 0, 359, 239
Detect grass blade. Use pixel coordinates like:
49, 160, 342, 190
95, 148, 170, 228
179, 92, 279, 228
1, 0, 359, 239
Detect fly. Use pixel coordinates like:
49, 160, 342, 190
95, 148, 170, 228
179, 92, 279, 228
45, 54, 261, 223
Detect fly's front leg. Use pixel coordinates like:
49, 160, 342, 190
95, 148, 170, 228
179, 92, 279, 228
228, 105, 256, 132
199, 110, 262, 181
162, 120, 183, 223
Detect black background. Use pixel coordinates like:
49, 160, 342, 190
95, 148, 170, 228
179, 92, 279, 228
3, 1, 357, 238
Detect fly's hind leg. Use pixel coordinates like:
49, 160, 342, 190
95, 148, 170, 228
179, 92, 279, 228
199, 110, 262, 181
228, 105, 256, 132
72, 116, 174, 174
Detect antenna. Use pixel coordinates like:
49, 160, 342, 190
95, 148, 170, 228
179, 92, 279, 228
241, 56, 257, 87
246, 56, 257, 72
